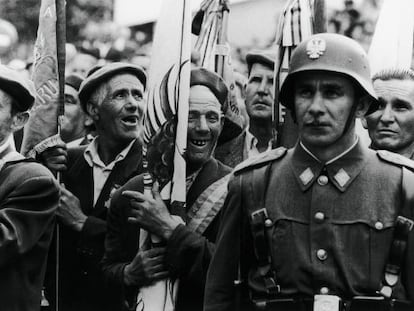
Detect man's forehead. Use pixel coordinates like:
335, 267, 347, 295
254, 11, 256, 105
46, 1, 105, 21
189, 85, 221, 109
374, 79, 414, 101
107, 73, 144, 90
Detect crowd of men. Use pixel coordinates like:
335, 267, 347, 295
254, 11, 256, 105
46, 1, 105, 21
1, 30, 414, 311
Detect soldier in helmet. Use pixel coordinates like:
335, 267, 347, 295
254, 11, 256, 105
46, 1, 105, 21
204, 33, 414, 311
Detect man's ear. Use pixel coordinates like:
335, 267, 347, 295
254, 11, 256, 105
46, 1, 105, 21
86, 102, 99, 122
355, 96, 371, 119
11, 111, 29, 132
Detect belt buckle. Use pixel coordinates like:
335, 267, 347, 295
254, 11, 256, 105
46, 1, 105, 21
314, 294, 341, 311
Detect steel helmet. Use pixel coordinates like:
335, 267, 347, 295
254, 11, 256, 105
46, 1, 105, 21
279, 33, 377, 111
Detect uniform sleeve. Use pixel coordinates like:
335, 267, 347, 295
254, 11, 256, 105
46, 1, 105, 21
0, 175, 58, 266
204, 174, 246, 311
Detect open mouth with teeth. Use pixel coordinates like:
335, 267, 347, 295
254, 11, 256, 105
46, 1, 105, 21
121, 116, 138, 126
190, 139, 209, 147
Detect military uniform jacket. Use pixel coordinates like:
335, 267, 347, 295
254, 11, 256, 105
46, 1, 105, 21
102, 158, 231, 311
204, 140, 414, 311
45, 140, 143, 311
0, 159, 59, 311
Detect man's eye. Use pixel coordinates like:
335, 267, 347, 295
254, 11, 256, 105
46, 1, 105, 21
297, 88, 312, 97
394, 101, 411, 111
324, 89, 341, 98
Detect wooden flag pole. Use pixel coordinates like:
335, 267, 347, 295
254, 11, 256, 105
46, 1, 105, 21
55, 0, 66, 310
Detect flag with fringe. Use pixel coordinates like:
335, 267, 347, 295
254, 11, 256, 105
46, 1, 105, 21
192, 0, 243, 142
20, 0, 64, 157
137, 0, 191, 310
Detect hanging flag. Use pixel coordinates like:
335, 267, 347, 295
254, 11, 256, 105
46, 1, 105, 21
20, 0, 64, 157
137, 0, 191, 310
192, 0, 243, 143
368, 0, 414, 75
273, 0, 325, 148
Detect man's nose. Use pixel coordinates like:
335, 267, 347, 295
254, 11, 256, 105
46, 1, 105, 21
196, 115, 209, 132
257, 77, 270, 95
124, 93, 140, 111
379, 104, 395, 124
308, 92, 325, 116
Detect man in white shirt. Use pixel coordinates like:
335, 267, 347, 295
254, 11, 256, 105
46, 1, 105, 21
42, 62, 147, 311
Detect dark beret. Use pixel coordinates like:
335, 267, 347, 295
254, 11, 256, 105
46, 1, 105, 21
190, 67, 243, 144
246, 50, 276, 73
190, 67, 228, 110
65, 73, 84, 91
0, 64, 35, 111
78, 62, 147, 112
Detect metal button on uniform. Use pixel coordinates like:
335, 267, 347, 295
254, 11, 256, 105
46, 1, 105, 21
375, 221, 384, 230
314, 212, 325, 223
317, 249, 328, 261
317, 175, 329, 186
264, 219, 273, 227
320, 287, 329, 295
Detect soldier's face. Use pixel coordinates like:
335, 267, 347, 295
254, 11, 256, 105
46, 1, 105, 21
187, 85, 223, 171
245, 63, 274, 121
365, 79, 414, 154
96, 74, 145, 145
0, 89, 14, 145
293, 72, 356, 148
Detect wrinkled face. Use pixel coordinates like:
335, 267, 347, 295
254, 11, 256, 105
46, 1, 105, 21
96, 74, 145, 145
365, 79, 414, 153
294, 72, 356, 148
0, 89, 14, 145
245, 63, 274, 121
61, 84, 86, 142
187, 85, 224, 169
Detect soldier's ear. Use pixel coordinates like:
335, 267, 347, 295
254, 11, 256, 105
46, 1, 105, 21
355, 96, 371, 119
11, 111, 29, 132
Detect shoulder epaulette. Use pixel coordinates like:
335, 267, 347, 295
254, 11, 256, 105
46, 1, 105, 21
377, 150, 414, 171
233, 147, 287, 175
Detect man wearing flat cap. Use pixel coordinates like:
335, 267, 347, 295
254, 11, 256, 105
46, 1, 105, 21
0, 64, 59, 311
215, 49, 275, 167
102, 67, 234, 311
43, 62, 146, 311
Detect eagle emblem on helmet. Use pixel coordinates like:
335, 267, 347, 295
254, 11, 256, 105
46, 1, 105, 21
306, 38, 326, 59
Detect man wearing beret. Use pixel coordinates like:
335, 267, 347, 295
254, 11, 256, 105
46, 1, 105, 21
215, 50, 275, 168
0, 64, 59, 311
43, 62, 146, 311
205, 34, 414, 311
101, 67, 233, 311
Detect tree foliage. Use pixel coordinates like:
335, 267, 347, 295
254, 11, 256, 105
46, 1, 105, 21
0, 0, 113, 44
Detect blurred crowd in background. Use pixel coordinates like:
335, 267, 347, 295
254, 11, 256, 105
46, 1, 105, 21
0, 0, 387, 81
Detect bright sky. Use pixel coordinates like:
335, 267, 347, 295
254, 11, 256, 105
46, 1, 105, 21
114, 0, 248, 26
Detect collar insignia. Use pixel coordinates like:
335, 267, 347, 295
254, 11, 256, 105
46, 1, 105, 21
306, 38, 326, 59
299, 167, 314, 186
334, 169, 350, 188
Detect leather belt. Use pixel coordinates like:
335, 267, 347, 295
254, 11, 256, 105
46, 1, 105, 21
252, 295, 412, 311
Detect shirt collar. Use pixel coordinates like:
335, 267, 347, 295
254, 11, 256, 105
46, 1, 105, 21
245, 127, 273, 151
292, 138, 367, 192
84, 137, 136, 169
0, 135, 16, 160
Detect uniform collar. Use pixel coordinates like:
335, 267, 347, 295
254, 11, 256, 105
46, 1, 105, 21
291, 138, 368, 192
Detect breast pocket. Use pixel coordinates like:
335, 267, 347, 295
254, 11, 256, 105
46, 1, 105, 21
331, 219, 394, 293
